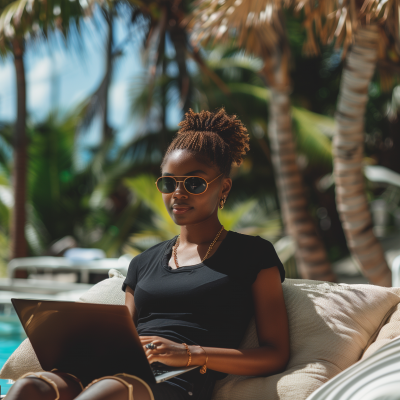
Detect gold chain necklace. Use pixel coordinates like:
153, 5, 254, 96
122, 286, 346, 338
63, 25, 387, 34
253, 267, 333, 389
173, 226, 225, 269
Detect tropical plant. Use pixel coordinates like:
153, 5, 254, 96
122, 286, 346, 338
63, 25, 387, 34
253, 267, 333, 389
0, 0, 87, 261
188, 1, 336, 281
0, 108, 144, 258
296, 0, 400, 286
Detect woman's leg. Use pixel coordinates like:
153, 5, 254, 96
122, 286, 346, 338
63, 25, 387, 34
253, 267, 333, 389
5, 371, 82, 400
74, 375, 153, 400
6, 372, 159, 400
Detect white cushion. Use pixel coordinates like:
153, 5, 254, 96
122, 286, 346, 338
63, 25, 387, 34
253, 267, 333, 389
361, 296, 400, 361
211, 279, 400, 400
0, 338, 43, 380
78, 268, 125, 305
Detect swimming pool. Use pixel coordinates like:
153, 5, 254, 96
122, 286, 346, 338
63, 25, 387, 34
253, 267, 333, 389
0, 319, 26, 395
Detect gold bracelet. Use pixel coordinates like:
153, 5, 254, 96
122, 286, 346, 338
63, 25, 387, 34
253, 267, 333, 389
198, 345, 208, 374
182, 343, 191, 367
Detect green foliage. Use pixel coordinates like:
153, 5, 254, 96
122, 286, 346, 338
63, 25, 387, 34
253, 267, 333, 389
124, 174, 180, 253
0, 107, 152, 257
291, 107, 333, 169
191, 51, 335, 178
27, 112, 89, 251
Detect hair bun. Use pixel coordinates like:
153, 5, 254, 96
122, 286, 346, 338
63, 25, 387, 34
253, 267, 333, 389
177, 108, 250, 166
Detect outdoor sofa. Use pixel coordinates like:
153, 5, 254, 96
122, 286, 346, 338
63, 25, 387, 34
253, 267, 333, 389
2, 268, 400, 400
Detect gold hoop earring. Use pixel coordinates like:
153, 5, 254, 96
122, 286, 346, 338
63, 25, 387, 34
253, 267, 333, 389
219, 197, 226, 210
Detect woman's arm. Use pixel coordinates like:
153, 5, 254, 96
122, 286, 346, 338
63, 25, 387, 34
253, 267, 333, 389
125, 285, 138, 327
141, 266, 290, 377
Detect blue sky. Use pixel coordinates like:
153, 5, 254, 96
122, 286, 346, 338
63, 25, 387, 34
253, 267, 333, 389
0, 7, 181, 148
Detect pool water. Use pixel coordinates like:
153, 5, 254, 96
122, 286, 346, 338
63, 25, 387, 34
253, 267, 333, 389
0, 319, 26, 395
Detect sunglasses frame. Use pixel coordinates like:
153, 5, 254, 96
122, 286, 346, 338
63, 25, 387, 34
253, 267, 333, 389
155, 173, 223, 195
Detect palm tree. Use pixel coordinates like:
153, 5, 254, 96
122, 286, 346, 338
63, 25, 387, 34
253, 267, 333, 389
297, 0, 399, 286
124, 1, 194, 143
126, 0, 236, 154
10, 37, 27, 260
0, 0, 86, 264
188, 1, 336, 281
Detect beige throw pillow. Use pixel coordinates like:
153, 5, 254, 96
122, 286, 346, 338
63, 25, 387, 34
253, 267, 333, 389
361, 300, 400, 361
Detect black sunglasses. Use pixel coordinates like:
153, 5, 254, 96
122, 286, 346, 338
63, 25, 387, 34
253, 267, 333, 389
155, 174, 223, 195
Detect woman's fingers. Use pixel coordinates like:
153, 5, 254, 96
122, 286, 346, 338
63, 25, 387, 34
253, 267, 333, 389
140, 336, 159, 343
139, 336, 188, 367
146, 353, 160, 364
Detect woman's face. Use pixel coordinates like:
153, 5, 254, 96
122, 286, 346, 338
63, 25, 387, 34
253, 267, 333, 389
160, 149, 232, 226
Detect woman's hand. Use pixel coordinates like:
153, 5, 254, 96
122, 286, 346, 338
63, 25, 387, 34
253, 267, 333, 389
140, 336, 199, 367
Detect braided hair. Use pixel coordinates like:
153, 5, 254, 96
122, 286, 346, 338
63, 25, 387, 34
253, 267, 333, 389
162, 108, 250, 176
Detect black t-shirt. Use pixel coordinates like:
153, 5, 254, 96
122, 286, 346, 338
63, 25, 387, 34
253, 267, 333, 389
122, 231, 285, 385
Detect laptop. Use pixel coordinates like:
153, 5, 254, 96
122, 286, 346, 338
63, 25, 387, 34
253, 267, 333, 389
11, 299, 198, 387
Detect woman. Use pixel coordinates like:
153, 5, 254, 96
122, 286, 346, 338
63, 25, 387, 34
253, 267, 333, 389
6, 108, 289, 400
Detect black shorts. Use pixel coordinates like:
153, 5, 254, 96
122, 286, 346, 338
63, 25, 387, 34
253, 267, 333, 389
149, 369, 216, 400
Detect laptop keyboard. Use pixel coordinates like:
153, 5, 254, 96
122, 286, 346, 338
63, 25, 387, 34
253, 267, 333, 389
151, 362, 174, 377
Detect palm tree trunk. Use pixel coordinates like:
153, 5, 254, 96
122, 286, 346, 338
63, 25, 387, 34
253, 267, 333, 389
268, 88, 336, 281
102, 9, 113, 143
11, 39, 28, 266
334, 24, 391, 286
170, 25, 191, 113
262, 11, 335, 282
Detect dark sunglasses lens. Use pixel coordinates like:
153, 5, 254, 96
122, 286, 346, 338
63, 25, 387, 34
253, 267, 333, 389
184, 177, 207, 194
157, 177, 176, 193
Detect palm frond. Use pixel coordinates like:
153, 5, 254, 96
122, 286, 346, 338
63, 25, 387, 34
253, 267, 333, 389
0, 0, 28, 37
91, 198, 142, 257
219, 199, 258, 231
123, 174, 180, 254
0, 0, 88, 54
217, 79, 333, 167
188, 0, 284, 59
292, 107, 333, 168
124, 174, 177, 232
296, 0, 399, 58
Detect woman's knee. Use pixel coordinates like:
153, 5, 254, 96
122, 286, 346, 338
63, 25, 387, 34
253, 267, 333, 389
7, 375, 58, 400
76, 378, 129, 400
77, 377, 153, 400
7, 372, 82, 400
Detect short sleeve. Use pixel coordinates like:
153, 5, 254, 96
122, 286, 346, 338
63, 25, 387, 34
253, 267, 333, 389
249, 237, 285, 285
122, 256, 139, 292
